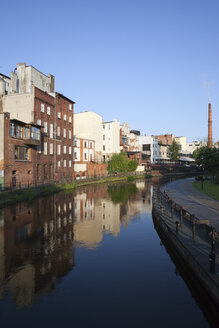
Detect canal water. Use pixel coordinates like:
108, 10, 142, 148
0, 179, 215, 327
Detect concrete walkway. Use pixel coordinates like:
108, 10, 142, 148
162, 177, 219, 231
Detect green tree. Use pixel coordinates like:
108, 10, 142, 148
169, 139, 180, 161
107, 152, 138, 173
193, 146, 219, 177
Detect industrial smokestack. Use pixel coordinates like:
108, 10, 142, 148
208, 103, 213, 148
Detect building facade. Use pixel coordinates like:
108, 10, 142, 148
102, 119, 121, 161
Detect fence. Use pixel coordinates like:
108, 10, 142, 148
153, 186, 219, 274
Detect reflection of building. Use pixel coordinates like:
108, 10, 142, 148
120, 181, 153, 227
0, 192, 74, 307
73, 186, 120, 248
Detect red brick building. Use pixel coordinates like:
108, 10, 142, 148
0, 85, 75, 189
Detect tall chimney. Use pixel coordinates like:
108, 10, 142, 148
208, 103, 213, 148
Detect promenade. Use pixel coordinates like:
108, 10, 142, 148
162, 177, 219, 231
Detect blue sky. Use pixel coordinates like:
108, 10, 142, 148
1, 0, 219, 142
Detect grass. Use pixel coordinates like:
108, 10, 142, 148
192, 180, 219, 201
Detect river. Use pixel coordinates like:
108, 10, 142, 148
0, 179, 215, 327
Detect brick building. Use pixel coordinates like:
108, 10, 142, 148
0, 64, 75, 189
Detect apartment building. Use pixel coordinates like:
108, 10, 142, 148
73, 136, 107, 178
138, 135, 159, 164
102, 119, 121, 161
0, 63, 74, 188
74, 111, 103, 163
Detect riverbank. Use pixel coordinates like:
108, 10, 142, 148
0, 171, 197, 209
0, 173, 146, 208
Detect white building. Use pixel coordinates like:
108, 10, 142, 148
102, 119, 121, 161
184, 140, 207, 154
138, 135, 159, 164
74, 111, 103, 162
175, 136, 187, 151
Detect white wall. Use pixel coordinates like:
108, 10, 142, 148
74, 111, 103, 161
2, 93, 34, 123
102, 119, 120, 158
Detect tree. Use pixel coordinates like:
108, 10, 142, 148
193, 146, 219, 177
169, 139, 180, 161
107, 152, 138, 173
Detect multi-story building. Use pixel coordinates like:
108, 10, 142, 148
175, 136, 187, 151
120, 123, 140, 152
74, 111, 103, 163
153, 134, 174, 145
0, 63, 75, 188
102, 119, 121, 161
138, 135, 159, 164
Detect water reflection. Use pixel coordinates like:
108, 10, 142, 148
0, 180, 152, 307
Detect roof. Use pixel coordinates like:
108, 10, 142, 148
56, 92, 75, 104
0, 73, 10, 79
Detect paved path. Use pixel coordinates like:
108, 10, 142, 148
162, 177, 219, 231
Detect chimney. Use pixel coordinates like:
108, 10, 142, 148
208, 103, 213, 148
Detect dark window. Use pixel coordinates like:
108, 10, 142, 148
14, 146, 30, 161
143, 144, 150, 151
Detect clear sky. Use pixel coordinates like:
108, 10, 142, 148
1, 0, 219, 142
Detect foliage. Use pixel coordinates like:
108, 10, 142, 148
127, 159, 138, 172
169, 139, 180, 161
193, 180, 219, 201
127, 176, 134, 182
193, 146, 219, 177
107, 184, 138, 204
108, 152, 138, 173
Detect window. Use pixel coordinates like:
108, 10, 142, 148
10, 123, 15, 137
69, 130, 72, 139
50, 124, 53, 138
41, 104, 44, 112
15, 125, 22, 138
37, 119, 41, 126
69, 116, 72, 123
74, 152, 77, 160
69, 160, 72, 167
69, 146, 72, 154
69, 104, 72, 110
57, 126, 60, 137
84, 152, 87, 160
63, 128, 66, 138
64, 114, 67, 121
103, 135, 105, 141
47, 107, 50, 115
44, 142, 47, 155
31, 126, 40, 140
57, 112, 61, 119
73, 139, 77, 147
103, 145, 105, 151
15, 146, 29, 161
103, 125, 105, 129
24, 127, 30, 139
90, 142, 93, 148
84, 141, 87, 148
64, 160, 66, 167
63, 145, 66, 154
44, 122, 48, 133
57, 161, 61, 168
57, 144, 61, 155
50, 143, 53, 155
